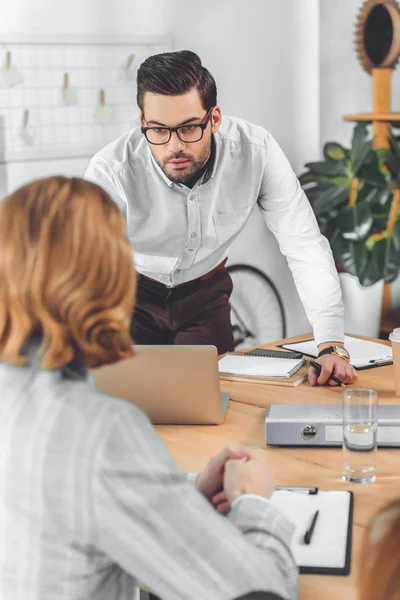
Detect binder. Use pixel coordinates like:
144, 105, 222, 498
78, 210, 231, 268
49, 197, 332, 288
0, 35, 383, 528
270, 487, 353, 575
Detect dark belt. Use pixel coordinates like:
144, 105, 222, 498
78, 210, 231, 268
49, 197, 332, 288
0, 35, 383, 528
139, 258, 228, 288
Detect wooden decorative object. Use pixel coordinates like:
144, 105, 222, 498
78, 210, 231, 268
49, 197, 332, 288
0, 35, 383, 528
344, 0, 400, 335
355, 0, 400, 73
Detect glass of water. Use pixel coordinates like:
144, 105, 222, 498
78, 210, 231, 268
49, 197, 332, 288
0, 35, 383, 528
342, 388, 378, 484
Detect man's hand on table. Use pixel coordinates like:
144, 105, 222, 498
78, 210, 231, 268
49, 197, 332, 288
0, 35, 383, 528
308, 354, 357, 386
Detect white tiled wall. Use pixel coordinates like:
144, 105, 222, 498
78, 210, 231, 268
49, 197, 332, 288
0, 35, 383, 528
0, 38, 169, 161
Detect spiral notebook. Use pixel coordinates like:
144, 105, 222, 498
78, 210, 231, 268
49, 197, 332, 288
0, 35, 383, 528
218, 353, 305, 379
233, 348, 304, 360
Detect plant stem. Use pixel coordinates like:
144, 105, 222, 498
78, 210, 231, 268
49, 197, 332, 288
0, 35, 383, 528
348, 176, 359, 206
386, 187, 400, 236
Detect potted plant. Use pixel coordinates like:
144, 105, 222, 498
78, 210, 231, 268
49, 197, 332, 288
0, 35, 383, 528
300, 123, 400, 337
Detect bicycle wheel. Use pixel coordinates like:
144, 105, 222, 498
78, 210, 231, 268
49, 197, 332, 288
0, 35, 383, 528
227, 264, 286, 350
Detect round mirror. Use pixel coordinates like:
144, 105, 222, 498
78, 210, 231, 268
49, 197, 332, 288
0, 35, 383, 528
356, 0, 400, 73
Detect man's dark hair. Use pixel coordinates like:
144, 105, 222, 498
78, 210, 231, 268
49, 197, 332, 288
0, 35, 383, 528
137, 50, 217, 114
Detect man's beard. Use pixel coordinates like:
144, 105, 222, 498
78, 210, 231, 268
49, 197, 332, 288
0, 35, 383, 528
152, 140, 212, 187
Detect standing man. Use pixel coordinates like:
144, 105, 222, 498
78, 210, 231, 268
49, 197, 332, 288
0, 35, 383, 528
85, 50, 357, 386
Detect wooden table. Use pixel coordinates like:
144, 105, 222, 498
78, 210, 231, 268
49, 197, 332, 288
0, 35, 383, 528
156, 335, 400, 600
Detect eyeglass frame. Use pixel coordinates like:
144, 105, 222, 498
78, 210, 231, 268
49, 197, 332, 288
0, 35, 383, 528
141, 107, 214, 145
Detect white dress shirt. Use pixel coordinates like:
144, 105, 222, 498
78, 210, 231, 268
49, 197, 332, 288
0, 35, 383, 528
84, 115, 344, 346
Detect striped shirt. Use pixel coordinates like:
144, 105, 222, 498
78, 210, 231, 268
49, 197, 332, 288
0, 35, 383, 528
0, 356, 298, 600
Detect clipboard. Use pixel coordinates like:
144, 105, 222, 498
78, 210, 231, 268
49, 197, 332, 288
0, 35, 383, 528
278, 335, 392, 370
270, 487, 353, 575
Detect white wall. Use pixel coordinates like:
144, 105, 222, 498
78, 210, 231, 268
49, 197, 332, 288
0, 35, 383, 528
0, 0, 167, 37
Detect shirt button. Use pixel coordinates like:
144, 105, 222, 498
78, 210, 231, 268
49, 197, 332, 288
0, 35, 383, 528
188, 248, 193, 252
176, 269, 181, 273
191, 232, 197, 238
190, 194, 196, 201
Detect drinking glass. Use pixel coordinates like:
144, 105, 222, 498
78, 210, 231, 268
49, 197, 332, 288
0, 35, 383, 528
342, 388, 378, 484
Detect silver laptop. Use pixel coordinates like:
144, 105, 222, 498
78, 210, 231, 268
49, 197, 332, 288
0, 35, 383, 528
91, 345, 230, 425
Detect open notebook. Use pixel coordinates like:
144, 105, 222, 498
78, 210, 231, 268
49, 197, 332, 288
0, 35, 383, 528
270, 489, 353, 575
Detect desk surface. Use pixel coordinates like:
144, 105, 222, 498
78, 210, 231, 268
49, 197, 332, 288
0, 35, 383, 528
155, 334, 400, 600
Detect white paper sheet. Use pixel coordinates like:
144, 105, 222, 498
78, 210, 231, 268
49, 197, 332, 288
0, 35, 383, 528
281, 335, 392, 368
270, 490, 351, 570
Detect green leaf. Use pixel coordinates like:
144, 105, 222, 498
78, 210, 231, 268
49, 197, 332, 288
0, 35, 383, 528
359, 252, 382, 286
360, 185, 391, 207
337, 204, 373, 241
302, 181, 338, 203
299, 170, 351, 188
385, 154, 400, 185
390, 132, 400, 157
370, 237, 400, 283
331, 236, 368, 282
392, 220, 400, 250
351, 123, 372, 175
357, 150, 387, 188
299, 171, 316, 185
304, 160, 348, 178
375, 147, 390, 169
382, 133, 400, 184
312, 186, 349, 217
323, 142, 349, 162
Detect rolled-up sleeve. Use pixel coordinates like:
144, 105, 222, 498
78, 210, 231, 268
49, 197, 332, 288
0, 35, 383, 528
257, 134, 344, 346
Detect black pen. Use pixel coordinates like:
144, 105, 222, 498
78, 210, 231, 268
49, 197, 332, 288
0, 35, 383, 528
304, 509, 319, 545
310, 360, 347, 388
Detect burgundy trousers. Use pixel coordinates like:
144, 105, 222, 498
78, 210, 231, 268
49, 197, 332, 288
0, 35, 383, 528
130, 268, 234, 355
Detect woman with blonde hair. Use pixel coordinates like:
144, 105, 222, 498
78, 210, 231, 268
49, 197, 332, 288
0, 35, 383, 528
359, 500, 400, 600
0, 177, 297, 600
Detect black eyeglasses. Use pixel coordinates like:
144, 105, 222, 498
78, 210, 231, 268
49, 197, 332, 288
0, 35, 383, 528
141, 108, 214, 145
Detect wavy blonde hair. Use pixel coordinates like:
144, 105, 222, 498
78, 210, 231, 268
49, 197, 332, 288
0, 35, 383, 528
359, 499, 400, 600
0, 176, 135, 369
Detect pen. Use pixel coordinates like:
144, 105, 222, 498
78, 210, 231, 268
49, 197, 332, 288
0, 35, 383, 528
310, 360, 347, 388
304, 509, 319, 545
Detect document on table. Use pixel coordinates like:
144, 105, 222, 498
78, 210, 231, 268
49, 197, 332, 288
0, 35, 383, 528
280, 335, 392, 369
270, 489, 353, 575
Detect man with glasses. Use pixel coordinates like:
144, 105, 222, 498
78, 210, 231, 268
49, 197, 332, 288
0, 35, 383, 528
85, 50, 356, 387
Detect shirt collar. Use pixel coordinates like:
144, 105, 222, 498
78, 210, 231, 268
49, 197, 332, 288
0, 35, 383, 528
204, 133, 219, 183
